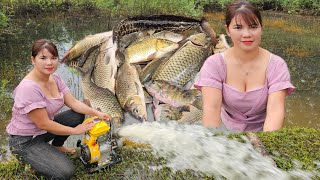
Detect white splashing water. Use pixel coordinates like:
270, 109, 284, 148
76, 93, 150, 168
118, 121, 317, 180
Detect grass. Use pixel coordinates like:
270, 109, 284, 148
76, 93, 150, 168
257, 128, 320, 171
0, 128, 319, 179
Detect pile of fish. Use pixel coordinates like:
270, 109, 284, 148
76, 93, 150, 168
61, 15, 230, 129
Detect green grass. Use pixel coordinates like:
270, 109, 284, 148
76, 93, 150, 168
257, 128, 320, 171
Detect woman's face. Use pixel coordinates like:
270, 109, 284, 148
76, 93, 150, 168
226, 15, 262, 52
31, 48, 58, 75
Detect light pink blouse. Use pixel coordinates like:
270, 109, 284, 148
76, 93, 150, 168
6, 74, 70, 136
194, 53, 295, 132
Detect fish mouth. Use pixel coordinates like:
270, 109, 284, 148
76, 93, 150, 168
131, 109, 147, 122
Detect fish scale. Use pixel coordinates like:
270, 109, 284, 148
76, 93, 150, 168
92, 35, 118, 94
177, 105, 202, 124
81, 78, 124, 126
61, 31, 111, 63
125, 38, 178, 64
115, 62, 147, 122
144, 80, 202, 110
78, 46, 124, 128
152, 33, 212, 88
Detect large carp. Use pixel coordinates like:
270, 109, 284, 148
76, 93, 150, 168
115, 61, 147, 122
113, 15, 217, 45
92, 34, 118, 94
77, 46, 124, 128
125, 38, 179, 64
61, 31, 112, 63
152, 33, 212, 88
144, 80, 202, 110
119, 30, 185, 53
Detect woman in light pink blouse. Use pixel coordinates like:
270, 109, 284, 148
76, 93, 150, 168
195, 0, 294, 132
6, 39, 110, 179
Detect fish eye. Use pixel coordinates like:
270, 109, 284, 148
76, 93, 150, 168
133, 108, 139, 114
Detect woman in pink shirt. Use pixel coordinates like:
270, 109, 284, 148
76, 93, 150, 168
6, 39, 110, 179
195, 0, 294, 132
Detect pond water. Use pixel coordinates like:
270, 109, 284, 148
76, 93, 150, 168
0, 12, 319, 151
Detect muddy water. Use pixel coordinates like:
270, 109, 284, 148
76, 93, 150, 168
0, 12, 319, 162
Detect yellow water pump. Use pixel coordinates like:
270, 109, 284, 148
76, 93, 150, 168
77, 116, 122, 173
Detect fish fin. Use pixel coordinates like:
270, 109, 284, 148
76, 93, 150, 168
133, 64, 142, 74
79, 45, 100, 67
153, 99, 160, 108
136, 29, 152, 41
147, 29, 156, 35
83, 99, 92, 107
116, 49, 125, 67
146, 54, 157, 61
177, 38, 190, 48
134, 81, 143, 95
178, 105, 191, 112
192, 97, 203, 110
105, 54, 111, 65
200, 17, 218, 46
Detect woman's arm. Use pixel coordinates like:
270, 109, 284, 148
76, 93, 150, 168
63, 92, 110, 120
201, 87, 222, 128
263, 90, 287, 132
28, 108, 95, 135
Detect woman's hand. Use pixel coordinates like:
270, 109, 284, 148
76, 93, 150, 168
96, 111, 111, 121
73, 121, 96, 134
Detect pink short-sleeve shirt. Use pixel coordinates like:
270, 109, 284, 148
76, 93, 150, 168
194, 53, 295, 132
6, 73, 70, 136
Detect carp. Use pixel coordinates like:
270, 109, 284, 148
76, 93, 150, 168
61, 31, 112, 63
115, 61, 147, 122
77, 46, 124, 128
152, 33, 212, 88
124, 38, 179, 64
144, 80, 202, 110
112, 15, 203, 44
92, 35, 118, 94
119, 30, 185, 53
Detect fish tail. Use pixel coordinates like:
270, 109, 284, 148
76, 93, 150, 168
200, 17, 218, 46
